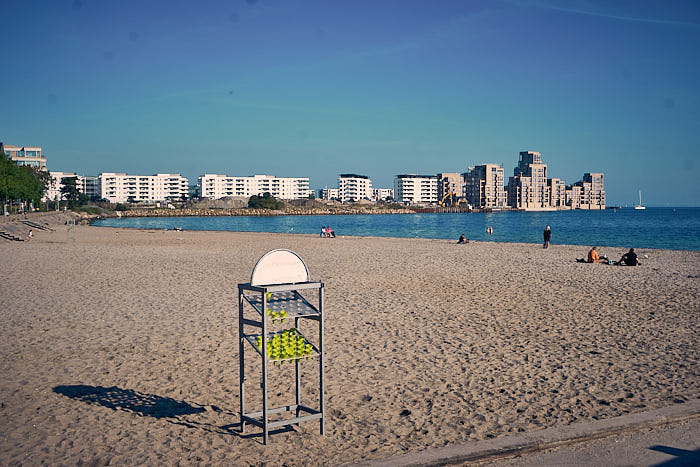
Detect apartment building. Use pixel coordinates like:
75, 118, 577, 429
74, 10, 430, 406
43, 172, 101, 202
338, 174, 373, 202
321, 187, 339, 201
548, 178, 567, 207
567, 173, 606, 209
507, 151, 550, 210
437, 173, 464, 202
462, 164, 507, 208
198, 174, 309, 200
1, 142, 47, 171
99, 173, 188, 203
394, 174, 438, 205
373, 188, 394, 202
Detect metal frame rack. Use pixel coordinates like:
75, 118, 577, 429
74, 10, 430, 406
238, 280, 325, 444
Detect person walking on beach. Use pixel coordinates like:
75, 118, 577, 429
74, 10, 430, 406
543, 226, 551, 249
27, 229, 33, 242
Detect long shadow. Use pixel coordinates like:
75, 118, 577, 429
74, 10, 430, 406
650, 445, 700, 466
53, 385, 294, 442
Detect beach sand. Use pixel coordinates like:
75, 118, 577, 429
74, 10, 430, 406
1, 225, 698, 465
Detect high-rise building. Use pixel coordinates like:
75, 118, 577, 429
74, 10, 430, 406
507, 151, 550, 209
394, 174, 438, 205
437, 173, 463, 203
338, 174, 372, 202
462, 164, 506, 208
1, 142, 47, 171
198, 174, 310, 200
99, 173, 188, 203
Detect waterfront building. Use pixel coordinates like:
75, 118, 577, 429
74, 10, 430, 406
394, 174, 438, 205
548, 178, 567, 207
507, 151, 550, 210
338, 174, 373, 202
437, 173, 464, 202
198, 174, 309, 200
44, 172, 101, 202
373, 188, 394, 202
321, 187, 339, 201
567, 173, 605, 209
99, 173, 188, 203
462, 164, 507, 209
1, 142, 47, 171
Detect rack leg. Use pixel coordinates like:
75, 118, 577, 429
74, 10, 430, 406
319, 285, 325, 435
239, 291, 246, 434
262, 291, 269, 445
295, 316, 301, 421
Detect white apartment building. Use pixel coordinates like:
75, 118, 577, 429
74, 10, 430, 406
1, 142, 47, 171
198, 174, 309, 200
99, 173, 188, 203
338, 174, 373, 202
394, 174, 438, 205
373, 188, 394, 202
321, 187, 339, 201
44, 172, 101, 202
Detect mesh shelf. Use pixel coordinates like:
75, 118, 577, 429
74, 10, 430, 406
244, 328, 320, 362
242, 290, 320, 318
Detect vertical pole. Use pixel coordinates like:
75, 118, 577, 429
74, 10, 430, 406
295, 315, 300, 420
238, 287, 246, 433
319, 283, 325, 435
262, 289, 269, 445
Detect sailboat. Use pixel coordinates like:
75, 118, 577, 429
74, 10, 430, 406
634, 190, 646, 210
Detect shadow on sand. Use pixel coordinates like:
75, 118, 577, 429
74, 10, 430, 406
53, 384, 293, 442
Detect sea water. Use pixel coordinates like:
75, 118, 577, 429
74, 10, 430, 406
93, 207, 700, 251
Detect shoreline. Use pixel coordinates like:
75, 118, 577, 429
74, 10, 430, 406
88, 223, 696, 253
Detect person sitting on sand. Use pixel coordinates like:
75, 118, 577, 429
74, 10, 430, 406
616, 248, 640, 266
327, 227, 335, 238
320, 226, 327, 238
457, 234, 468, 244
586, 246, 609, 263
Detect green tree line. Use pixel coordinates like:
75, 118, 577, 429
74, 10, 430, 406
0, 151, 50, 207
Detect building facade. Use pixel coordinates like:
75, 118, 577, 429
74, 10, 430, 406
99, 173, 189, 203
320, 187, 339, 201
462, 164, 506, 209
44, 172, 101, 202
507, 151, 550, 210
548, 178, 567, 207
566, 173, 605, 209
372, 188, 394, 202
394, 174, 438, 205
1, 142, 47, 171
437, 173, 464, 204
338, 174, 372, 202
198, 174, 310, 200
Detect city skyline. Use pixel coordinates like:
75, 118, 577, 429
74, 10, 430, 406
2, 1, 699, 206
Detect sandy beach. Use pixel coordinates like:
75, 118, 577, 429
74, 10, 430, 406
1, 224, 698, 465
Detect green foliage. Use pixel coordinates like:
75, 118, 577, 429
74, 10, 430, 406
114, 203, 130, 211
0, 151, 46, 204
60, 176, 88, 208
248, 192, 284, 210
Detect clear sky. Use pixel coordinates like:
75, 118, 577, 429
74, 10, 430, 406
2, 0, 699, 206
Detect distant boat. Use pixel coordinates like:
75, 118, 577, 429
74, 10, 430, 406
634, 191, 646, 210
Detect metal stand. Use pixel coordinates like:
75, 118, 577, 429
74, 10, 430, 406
238, 281, 325, 444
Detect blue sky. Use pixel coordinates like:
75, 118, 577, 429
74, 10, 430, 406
1, 0, 699, 206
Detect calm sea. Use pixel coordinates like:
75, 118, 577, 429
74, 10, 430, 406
93, 207, 700, 251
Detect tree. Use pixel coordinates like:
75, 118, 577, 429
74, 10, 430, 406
0, 151, 46, 209
60, 176, 87, 208
248, 192, 284, 209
